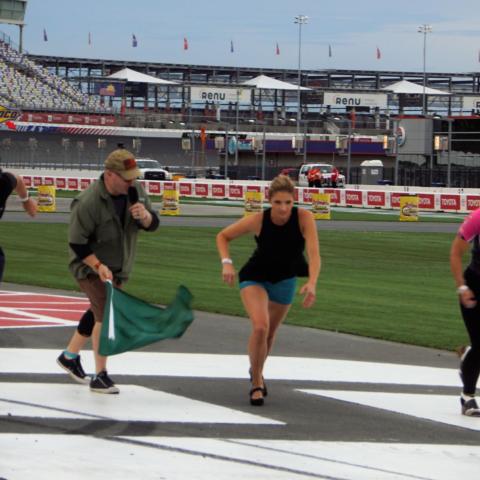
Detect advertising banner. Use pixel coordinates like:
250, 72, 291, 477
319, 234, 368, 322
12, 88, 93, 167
94, 82, 124, 97
55, 178, 66, 189
323, 91, 388, 109
179, 183, 193, 196
345, 190, 363, 206
367, 191, 386, 208
190, 86, 251, 103
311, 193, 331, 220
211, 184, 226, 198
194, 183, 209, 197
37, 186, 56, 213
147, 182, 161, 195
440, 194, 461, 211
466, 195, 480, 211
161, 188, 180, 216
244, 191, 263, 217
324, 189, 340, 204
229, 185, 244, 199
67, 178, 79, 190
399, 196, 419, 222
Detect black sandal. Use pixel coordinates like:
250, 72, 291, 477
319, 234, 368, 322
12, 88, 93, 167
249, 387, 264, 406
249, 368, 268, 397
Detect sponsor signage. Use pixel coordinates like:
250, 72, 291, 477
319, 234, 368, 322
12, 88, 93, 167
302, 188, 319, 204
466, 195, 480, 211
418, 193, 435, 210
246, 185, 261, 192
0, 104, 20, 124
190, 86, 251, 103
44, 177, 54, 186
345, 190, 363, 206
212, 184, 226, 198
22, 176, 32, 187
229, 185, 244, 198
179, 183, 193, 196
80, 178, 92, 190
33, 176, 42, 187
55, 178, 66, 189
67, 178, 79, 190
324, 188, 340, 204
94, 82, 124, 97
148, 182, 161, 195
440, 194, 461, 211
367, 191, 386, 207
194, 183, 209, 196
323, 92, 388, 109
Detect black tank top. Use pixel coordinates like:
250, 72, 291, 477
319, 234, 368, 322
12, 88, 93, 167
239, 207, 309, 283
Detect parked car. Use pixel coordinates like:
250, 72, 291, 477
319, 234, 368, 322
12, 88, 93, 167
298, 163, 345, 188
136, 159, 172, 180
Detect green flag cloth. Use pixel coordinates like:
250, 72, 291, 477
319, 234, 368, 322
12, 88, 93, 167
99, 282, 194, 356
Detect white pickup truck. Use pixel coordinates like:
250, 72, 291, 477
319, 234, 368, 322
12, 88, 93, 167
298, 163, 345, 188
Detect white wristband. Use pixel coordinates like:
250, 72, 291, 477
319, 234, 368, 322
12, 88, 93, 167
19, 195, 29, 203
457, 285, 469, 294
221, 258, 233, 265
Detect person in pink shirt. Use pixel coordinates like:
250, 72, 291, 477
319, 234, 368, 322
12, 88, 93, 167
450, 208, 480, 416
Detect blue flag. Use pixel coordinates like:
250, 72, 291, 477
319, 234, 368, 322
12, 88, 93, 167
132, 34, 138, 48
99, 282, 194, 356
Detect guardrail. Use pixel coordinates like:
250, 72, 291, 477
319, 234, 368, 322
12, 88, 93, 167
21, 174, 476, 213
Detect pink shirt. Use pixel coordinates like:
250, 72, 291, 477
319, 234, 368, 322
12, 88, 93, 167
459, 209, 480, 242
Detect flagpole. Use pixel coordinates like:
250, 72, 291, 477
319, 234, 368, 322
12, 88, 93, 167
418, 24, 432, 115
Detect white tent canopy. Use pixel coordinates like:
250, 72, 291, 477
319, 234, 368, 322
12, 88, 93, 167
242, 74, 311, 91
382, 80, 450, 96
106, 68, 178, 85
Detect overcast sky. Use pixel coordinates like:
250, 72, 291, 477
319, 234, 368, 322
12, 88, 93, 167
1, 0, 480, 73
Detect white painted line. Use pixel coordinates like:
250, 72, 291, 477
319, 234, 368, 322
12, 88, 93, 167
0, 383, 282, 425
0, 349, 459, 387
0, 434, 308, 480
299, 390, 480, 432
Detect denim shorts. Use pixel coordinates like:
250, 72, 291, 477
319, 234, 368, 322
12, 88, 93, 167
239, 277, 297, 305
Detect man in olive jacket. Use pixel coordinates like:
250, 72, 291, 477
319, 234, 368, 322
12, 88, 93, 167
57, 148, 159, 394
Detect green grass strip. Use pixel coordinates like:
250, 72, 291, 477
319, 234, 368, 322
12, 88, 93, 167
1, 223, 467, 351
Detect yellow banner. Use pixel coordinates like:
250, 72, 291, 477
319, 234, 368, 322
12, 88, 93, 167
312, 192, 331, 220
399, 195, 419, 222
161, 188, 180, 216
37, 185, 56, 213
244, 191, 263, 216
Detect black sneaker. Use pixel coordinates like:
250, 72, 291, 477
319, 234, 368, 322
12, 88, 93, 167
56, 353, 90, 385
90, 370, 119, 394
461, 397, 480, 417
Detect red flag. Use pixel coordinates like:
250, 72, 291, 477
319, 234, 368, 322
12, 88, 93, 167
350, 110, 356, 130
276, 42, 280, 55
184, 37, 189, 50
376, 46, 381, 60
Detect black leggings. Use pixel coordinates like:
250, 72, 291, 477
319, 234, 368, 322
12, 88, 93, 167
460, 268, 480, 395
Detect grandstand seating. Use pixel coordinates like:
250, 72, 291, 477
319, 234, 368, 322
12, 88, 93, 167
0, 40, 109, 113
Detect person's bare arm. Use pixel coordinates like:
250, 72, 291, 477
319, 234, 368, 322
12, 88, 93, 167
216, 213, 262, 286
450, 235, 476, 308
15, 175, 37, 217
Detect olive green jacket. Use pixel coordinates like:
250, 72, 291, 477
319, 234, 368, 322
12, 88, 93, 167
68, 176, 154, 281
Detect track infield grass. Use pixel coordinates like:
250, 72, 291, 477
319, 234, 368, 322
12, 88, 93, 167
1, 223, 467, 351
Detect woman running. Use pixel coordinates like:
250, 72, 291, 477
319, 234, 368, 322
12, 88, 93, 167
450, 208, 480, 416
216, 175, 320, 406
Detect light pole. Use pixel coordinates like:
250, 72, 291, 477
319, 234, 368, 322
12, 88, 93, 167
294, 14, 308, 135
418, 24, 432, 115
346, 119, 352, 185
447, 118, 453, 188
